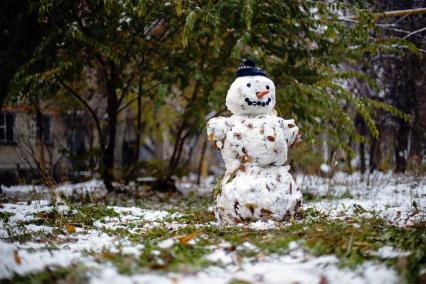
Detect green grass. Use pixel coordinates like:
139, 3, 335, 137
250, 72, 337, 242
95, 205, 425, 282
3, 264, 88, 284
2, 195, 425, 284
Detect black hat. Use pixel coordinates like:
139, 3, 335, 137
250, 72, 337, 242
236, 59, 268, 78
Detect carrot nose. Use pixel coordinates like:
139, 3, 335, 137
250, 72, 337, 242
256, 90, 269, 99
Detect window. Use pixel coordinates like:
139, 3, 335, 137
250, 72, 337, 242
37, 114, 53, 144
0, 112, 16, 143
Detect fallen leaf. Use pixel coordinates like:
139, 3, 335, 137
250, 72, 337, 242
320, 275, 329, 284
234, 218, 243, 224
179, 234, 195, 245
260, 208, 273, 217
96, 251, 116, 261
14, 251, 21, 265
66, 224, 76, 234
240, 155, 252, 163
245, 203, 258, 215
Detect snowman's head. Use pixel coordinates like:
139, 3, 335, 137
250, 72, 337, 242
226, 60, 276, 115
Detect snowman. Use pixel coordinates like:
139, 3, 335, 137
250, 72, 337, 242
207, 59, 302, 225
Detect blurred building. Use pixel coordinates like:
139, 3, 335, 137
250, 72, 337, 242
0, 105, 96, 185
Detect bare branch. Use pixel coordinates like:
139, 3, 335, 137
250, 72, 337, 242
403, 26, 426, 39
341, 7, 426, 21
58, 80, 105, 148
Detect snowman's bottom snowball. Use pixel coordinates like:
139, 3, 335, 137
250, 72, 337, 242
215, 165, 302, 225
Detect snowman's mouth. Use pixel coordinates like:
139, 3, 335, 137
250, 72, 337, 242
245, 97, 271, 107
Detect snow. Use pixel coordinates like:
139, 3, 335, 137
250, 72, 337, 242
248, 220, 279, 230
1, 179, 107, 199
1, 184, 46, 194
205, 248, 235, 265
370, 246, 410, 259
176, 174, 215, 197
320, 163, 330, 173
225, 75, 276, 116
0, 200, 68, 226
298, 172, 426, 226
0, 196, 405, 283
0, 174, 423, 282
89, 241, 399, 284
0, 231, 114, 279
157, 238, 176, 249
56, 179, 107, 198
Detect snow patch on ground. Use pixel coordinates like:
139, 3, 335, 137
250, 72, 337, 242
90, 241, 399, 284
370, 246, 411, 259
56, 179, 107, 198
0, 173, 423, 282
1, 179, 107, 200
298, 172, 426, 226
1, 184, 46, 194
0, 231, 115, 279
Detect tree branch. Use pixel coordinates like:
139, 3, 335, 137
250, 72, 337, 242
403, 26, 426, 39
58, 80, 105, 148
341, 7, 426, 21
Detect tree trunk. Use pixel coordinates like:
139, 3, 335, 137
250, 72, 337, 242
407, 57, 426, 169
102, 72, 118, 192
197, 137, 208, 184
369, 137, 380, 172
135, 79, 142, 162
394, 119, 409, 173
355, 114, 367, 174
360, 141, 366, 174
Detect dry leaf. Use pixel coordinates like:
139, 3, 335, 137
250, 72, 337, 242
320, 275, 329, 284
245, 203, 257, 215
14, 251, 21, 265
234, 218, 243, 224
96, 251, 115, 260
66, 224, 76, 233
179, 234, 195, 245
240, 155, 252, 163
260, 208, 273, 217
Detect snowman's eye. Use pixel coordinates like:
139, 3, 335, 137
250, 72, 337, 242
247, 83, 251, 88
266, 85, 270, 90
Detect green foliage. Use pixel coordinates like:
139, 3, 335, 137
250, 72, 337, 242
5, 0, 420, 177
4, 264, 88, 284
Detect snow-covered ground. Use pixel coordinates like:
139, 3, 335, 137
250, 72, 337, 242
0, 172, 425, 283
297, 171, 425, 226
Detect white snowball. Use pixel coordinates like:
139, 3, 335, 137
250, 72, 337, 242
226, 76, 276, 116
